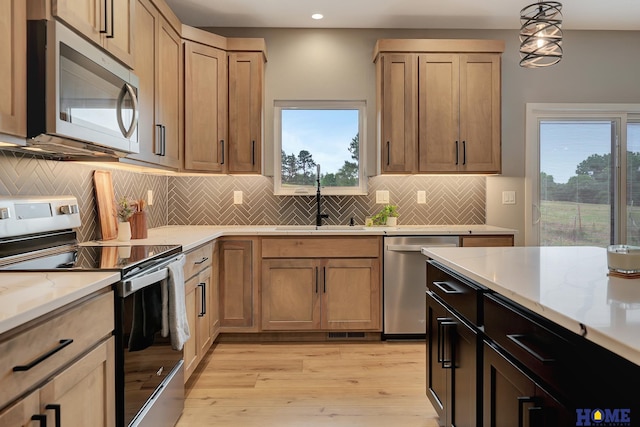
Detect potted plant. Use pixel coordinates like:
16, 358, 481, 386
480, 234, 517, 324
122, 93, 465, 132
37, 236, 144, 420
116, 196, 135, 241
370, 204, 399, 226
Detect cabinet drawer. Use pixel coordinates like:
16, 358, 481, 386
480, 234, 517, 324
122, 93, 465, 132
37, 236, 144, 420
483, 294, 574, 396
184, 242, 213, 280
426, 261, 484, 326
0, 291, 114, 407
262, 237, 380, 258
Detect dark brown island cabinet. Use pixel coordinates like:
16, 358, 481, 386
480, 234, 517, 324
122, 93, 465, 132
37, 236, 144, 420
426, 260, 639, 427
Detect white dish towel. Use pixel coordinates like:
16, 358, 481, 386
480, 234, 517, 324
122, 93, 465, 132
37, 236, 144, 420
162, 254, 190, 350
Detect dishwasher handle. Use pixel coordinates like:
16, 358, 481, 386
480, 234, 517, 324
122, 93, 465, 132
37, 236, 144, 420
386, 243, 457, 252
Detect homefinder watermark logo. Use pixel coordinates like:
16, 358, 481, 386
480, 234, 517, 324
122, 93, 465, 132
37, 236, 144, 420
576, 408, 631, 426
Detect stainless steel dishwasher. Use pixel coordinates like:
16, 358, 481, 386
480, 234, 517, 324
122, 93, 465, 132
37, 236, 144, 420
383, 235, 459, 337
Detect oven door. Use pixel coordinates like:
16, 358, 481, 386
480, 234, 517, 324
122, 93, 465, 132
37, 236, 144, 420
115, 263, 184, 427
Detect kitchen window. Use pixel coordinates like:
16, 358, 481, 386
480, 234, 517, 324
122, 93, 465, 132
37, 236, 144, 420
525, 103, 640, 246
274, 100, 367, 196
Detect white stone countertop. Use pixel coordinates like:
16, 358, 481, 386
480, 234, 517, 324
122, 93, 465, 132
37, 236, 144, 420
0, 271, 120, 335
87, 224, 516, 252
421, 246, 640, 366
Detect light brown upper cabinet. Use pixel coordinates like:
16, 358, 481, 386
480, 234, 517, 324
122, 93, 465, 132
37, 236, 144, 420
228, 51, 264, 174
184, 41, 227, 172
127, 0, 182, 169
375, 39, 504, 174
50, 0, 135, 67
182, 26, 266, 174
0, 0, 26, 138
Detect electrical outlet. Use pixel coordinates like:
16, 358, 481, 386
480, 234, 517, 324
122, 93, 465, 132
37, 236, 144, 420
502, 191, 516, 205
417, 191, 426, 204
376, 190, 390, 204
233, 191, 243, 205
147, 190, 153, 206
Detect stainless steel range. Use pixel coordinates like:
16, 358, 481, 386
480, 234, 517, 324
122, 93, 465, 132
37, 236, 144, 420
0, 196, 185, 427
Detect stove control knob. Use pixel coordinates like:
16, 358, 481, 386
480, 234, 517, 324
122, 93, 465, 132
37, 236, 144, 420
0, 207, 9, 220
60, 204, 79, 215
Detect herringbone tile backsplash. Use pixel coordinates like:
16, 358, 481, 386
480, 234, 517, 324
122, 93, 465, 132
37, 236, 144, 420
0, 151, 485, 241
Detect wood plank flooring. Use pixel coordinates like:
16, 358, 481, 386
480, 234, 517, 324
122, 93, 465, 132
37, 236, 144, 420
176, 341, 439, 427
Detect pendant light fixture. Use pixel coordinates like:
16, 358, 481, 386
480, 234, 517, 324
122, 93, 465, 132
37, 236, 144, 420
519, 1, 563, 68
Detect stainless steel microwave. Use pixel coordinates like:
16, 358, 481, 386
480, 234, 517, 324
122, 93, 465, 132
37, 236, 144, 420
26, 20, 139, 158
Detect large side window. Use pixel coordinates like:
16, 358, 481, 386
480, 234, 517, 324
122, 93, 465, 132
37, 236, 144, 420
274, 100, 366, 196
525, 104, 640, 246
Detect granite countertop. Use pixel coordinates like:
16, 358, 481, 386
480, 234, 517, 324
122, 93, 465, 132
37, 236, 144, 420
88, 224, 516, 252
421, 245, 640, 366
0, 271, 120, 335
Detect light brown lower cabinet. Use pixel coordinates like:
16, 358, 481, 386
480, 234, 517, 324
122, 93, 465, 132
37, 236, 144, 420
219, 239, 255, 330
459, 234, 514, 247
183, 242, 217, 382
261, 257, 381, 331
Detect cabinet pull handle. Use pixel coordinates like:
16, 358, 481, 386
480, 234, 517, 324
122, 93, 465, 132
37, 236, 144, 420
386, 141, 390, 166
13, 339, 73, 372
432, 281, 463, 295
31, 415, 47, 426
323, 266, 326, 293
455, 141, 459, 165
436, 317, 455, 368
198, 283, 206, 316
100, 0, 108, 34
441, 320, 456, 369
155, 125, 163, 155
517, 396, 541, 427
45, 404, 61, 427
315, 267, 319, 293
507, 334, 556, 364
462, 140, 466, 165
220, 140, 225, 164
194, 256, 209, 265
107, 0, 114, 38
161, 125, 167, 156
252, 140, 256, 165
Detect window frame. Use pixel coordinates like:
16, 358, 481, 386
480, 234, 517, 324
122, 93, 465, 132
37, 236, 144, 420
273, 100, 367, 196
525, 103, 640, 246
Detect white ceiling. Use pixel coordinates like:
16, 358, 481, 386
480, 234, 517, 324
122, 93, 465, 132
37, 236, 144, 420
164, 0, 640, 31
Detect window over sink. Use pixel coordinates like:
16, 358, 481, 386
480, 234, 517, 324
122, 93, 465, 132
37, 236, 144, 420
274, 100, 367, 196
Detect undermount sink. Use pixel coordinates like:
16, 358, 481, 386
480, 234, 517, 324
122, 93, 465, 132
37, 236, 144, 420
274, 225, 366, 231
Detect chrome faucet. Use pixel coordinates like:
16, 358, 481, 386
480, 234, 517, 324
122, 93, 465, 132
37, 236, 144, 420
316, 165, 328, 227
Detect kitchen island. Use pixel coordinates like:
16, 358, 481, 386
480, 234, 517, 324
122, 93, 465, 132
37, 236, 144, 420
422, 245, 639, 426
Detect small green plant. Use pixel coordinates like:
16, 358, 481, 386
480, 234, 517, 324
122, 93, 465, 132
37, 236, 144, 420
116, 196, 136, 222
370, 204, 398, 226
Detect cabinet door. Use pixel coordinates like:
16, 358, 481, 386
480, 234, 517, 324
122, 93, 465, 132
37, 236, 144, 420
210, 240, 220, 340
321, 258, 381, 330
128, 0, 159, 165
228, 52, 263, 174
39, 337, 115, 427
53, 0, 102, 45
261, 259, 320, 330
0, 390, 40, 426
380, 54, 416, 173
196, 266, 213, 357
459, 54, 501, 173
103, 0, 134, 67
460, 235, 514, 247
184, 42, 227, 172
0, 0, 26, 138
418, 54, 460, 173
156, 17, 181, 168
219, 240, 253, 328
183, 275, 199, 381
483, 342, 536, 427
426, 293, 448, 425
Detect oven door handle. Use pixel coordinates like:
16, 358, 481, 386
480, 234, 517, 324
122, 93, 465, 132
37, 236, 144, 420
122, 267, 169, 297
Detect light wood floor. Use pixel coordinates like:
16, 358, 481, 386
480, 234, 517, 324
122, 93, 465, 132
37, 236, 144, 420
176, 341, 440, 427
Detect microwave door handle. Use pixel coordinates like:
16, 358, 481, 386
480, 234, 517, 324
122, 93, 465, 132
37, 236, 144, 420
116, 83, 139, 139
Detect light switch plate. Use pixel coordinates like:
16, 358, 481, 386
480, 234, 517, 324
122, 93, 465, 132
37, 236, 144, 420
233, 191, 243, 205
417, 191, 426, 204
502, 191, 516, 205
376, 190, 390, 204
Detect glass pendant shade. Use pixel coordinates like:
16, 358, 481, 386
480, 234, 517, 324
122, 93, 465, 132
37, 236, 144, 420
520, 1, 563, 68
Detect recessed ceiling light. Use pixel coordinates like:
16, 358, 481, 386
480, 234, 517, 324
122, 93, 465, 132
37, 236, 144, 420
311, 13, 324, 20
